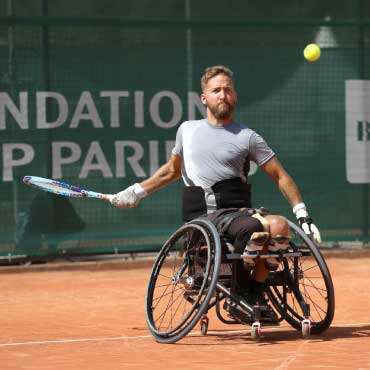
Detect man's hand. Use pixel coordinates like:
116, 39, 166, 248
297, 216, 322, 243
110, 183, 147, 209
293, 203, 322, 243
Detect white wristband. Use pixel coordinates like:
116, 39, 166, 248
133, 183, 147, 198
293, 202, 308, 219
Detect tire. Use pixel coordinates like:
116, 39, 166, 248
251, 323, 261, 341
200, 316, 209, 335
146, 217, 222, 343
267, 221, 335, 335
302, 320, 311, 338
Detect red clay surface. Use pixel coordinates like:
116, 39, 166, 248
0, 250, 370, 370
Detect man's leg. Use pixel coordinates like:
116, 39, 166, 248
208, 210, 265, 291
207, 212, 265, 322
247, 215, 291, 321
225, 214, 264, 291
209, 211, 290, 321
252, 214, 291, 282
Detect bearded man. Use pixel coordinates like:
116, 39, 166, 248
110, 65, 320, 321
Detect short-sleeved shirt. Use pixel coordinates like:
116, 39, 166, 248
172, 119, 275, 188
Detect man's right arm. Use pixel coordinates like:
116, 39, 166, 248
140, 154, 182, 195
110, 154, 182, 208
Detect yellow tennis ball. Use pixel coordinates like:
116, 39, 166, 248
303, 43, 321, 62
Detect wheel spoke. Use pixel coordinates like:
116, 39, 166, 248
267, 221, 334, 335
156, 285, 187, 330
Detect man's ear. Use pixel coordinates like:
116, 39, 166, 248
200, 94, 207, 105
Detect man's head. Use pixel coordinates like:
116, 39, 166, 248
200, 65, 237, 123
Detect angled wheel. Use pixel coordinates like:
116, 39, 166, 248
146, 218, 221, 343
251, 322, 262, 341
267, 221, 335, 335
301, 319, 311, 338
200, 315, 209, 335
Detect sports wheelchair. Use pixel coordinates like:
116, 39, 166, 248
145, 212, 335, 343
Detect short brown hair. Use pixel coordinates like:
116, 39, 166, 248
201, 65, 234, 91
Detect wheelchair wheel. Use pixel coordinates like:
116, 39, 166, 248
251, 322, 262, 341
267, 221, 335, 335
146, 217, 222, 343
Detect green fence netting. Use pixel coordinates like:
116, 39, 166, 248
0, 1, 370, 259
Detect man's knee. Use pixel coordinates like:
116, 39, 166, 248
232, 214, 290, 254
265, 215, 290, 238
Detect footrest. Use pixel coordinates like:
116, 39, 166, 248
225, 252, 303, 261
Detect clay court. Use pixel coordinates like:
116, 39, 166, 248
0, 250, 369, 370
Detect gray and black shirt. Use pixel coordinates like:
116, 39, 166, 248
172, 119, 275, 188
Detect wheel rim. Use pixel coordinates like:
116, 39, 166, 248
147, 224, 215, 337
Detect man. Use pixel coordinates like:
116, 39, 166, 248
110, 65, 321, 321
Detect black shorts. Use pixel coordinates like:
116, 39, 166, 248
208, 208, 264, 254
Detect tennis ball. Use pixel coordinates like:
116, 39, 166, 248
303, 43, 321, 62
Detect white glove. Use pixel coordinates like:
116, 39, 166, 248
293, 203, 322, 243
110, 183, 147, 209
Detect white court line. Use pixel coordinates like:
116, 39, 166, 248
0, 322, 369, 348
0, 335, 153, 347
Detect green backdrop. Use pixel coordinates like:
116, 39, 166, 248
0, 0, 369, 259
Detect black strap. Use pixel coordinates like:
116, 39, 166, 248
182, 177, 252, 222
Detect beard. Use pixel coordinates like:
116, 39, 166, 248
207, 101, 235, 119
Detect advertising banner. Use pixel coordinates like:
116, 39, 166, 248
345, 80, 370, 184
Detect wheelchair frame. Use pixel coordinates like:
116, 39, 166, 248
145, 216, 335, 343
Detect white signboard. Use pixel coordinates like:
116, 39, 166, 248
345, 80, 370, 184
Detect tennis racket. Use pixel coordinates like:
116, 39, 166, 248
23, 176, 112, 202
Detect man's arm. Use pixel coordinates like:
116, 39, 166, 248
111, 154, 182, 208
140, 154, 182, 194
260, 156, 322, 243
260, 156, 302, 208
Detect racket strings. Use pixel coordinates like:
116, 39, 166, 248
31, 180, 83, 197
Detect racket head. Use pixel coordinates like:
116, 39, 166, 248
23, 176, 87, 198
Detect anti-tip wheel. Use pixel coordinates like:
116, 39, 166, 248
301, 319, 311, 338
251, 322, 261, 341
200, 316, 209, 335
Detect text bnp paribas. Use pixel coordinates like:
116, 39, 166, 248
0, 90, 205, 181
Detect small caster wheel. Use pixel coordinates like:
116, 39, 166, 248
301, 319, 311, 338
251, 322, 261, 341
200, 315, 209, 335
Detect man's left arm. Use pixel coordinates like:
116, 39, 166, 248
260, 156, 322, 243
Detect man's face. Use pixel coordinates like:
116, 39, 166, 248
201, 74, 237, 120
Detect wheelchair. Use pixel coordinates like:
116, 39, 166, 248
145, 212, 335, 343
